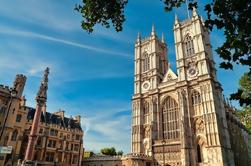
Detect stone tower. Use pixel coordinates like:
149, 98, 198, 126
132, 25, 168, 156
13, 74, 26, 98
173, 9, 234, 166
131, 9, 241, 166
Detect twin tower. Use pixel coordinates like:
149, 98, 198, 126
131, 9, 250, 166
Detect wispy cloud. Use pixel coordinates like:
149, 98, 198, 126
82, 107, 131, 153
0, 25, 131, 58
54, 99, 131, 153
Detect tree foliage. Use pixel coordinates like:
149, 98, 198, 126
231, 73, 251, 106
236, 106, 251, 132
117, 150, 123, 156
163, 0, 251, 71
100, 147, 117, 156
75, 0, 128, 33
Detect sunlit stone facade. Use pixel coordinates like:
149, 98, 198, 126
131, 9, 251, 166
0, 72, 83, 166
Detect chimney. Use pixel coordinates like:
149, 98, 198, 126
75, 115, 81, 124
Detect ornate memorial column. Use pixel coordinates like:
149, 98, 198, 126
24, 67, 49, 162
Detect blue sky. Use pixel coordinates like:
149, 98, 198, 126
0, 0, 247, 153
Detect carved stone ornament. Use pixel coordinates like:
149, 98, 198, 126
142, 81, 150, 91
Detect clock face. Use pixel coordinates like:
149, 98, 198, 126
142, 81, 150, 91
187, 67, 197, 77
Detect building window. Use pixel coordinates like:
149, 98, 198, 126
162, 97, 179, 139
0, 106, 6, 113
3, 136, 9, 146
11, 130, 18, 141
74, 144, 79, 151
50, 129, 58, 136
191, 90, 201, 106
65, 142, 69, 150
72, 155, 78, 164
39, 128, 43, 134
59, 141, 63, 149
159, 57, 163, 72
184, 35, 194, 57
197, 144, 203, 163
45, 152, 54, 162
143, 102, 149, 124
142, 52, 150, 72
191, 90, 202, 116
37, 137, 42, 146
59, 133, 63, 138
76, 134, 80, 141
16, 114, 22, 122
47, 140, 56, 148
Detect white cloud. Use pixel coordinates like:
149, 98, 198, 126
0, 25, 131, 58
83, 108, 131, 153
54, 99, 132, 153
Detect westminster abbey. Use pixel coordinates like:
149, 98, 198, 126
131, 9, 251, 166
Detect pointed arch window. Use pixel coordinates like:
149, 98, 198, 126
184, 35, 195, 57
197, 144, 203, 163
191, 90, 201, 106
142, 52, 150, 72
162, 97, 179, 139
159, 57, 163, 72
191, 90, 202, 116
11, 129, 18, 141
143, 102, 149, 124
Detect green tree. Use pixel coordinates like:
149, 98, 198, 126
75, 0, 127, 33
117, 150, 123, 156
231, 73, 251, 106
100, 147, 117, 156
231, 73, 251, 131
75, 0, 251, 106
236, 107, 251, 132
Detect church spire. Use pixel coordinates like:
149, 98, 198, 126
151, 24, 156, 36
175, 14, 179, 25
161, 33, 165, 43
192, 7, 199, 18
136, 32, 141, 43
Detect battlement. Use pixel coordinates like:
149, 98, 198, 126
84, 155, 122, 161
122, 153, 152, 160
0, 84, 11, 93
16, 74, 26, 78
226, 110, 250, 134
84, 153, 152, 161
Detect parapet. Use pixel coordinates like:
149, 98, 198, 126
0, 84, 11, 94
84, 153, 153, 161
121, 153, 153, 160
84, 155, 122, 161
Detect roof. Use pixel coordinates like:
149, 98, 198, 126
26, 106, 82, 131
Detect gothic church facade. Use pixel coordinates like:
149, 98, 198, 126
131, 9, 250, 166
